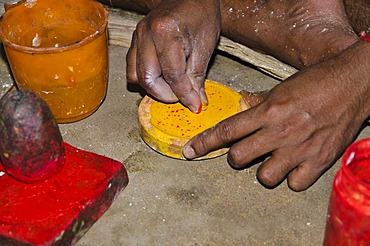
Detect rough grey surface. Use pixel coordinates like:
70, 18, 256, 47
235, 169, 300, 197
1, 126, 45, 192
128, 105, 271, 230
58, 46, 365, 246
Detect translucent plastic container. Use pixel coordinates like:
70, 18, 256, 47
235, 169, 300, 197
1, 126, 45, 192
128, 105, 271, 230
0, 0, 109, 123
324, 138, 370, 245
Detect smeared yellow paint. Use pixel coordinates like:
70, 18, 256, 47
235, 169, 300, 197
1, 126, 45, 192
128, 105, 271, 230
139, 80, 248, 159
150, 81, 243, 139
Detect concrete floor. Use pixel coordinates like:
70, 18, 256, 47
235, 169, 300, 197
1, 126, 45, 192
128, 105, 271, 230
68, 45, 351, 246
1, 4, 370, 246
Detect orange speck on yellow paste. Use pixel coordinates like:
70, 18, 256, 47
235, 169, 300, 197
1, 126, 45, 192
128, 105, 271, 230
150, 81, 243, 139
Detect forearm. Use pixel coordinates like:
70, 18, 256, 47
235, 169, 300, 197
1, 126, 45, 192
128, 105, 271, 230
99, 0, 365, 69
344, 0, 370, 35
353, 40, 370, 121
97, 0, 161, 13
334, 40, 370, 123
97, 0, 219, 14
219, 0, 359, 68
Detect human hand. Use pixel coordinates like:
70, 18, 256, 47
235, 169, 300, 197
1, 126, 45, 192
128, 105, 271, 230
126, 0, 220, 113
240, 90, 269, 108
183, 41, 370, 191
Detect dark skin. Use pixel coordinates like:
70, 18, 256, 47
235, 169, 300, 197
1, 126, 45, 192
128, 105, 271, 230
185, 41, 370, 191
126, 0, 221, 113
99, 0, 370, 191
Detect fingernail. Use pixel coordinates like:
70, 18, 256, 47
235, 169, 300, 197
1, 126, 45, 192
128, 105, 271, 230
200, 88, 208, 105
183, 145, 196, 159
189, 105, 199, 114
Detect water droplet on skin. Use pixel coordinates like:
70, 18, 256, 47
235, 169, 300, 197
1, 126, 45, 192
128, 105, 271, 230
320, 28, 329, 33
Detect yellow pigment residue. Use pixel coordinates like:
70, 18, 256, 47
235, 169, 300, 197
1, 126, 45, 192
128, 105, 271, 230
150, 81, 243, 139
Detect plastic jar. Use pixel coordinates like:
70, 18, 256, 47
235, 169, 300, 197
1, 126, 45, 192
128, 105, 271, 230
324, 138, 370, 245
0, 0, 109, 123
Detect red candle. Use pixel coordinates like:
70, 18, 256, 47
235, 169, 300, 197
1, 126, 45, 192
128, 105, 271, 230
324, 138, 370, 245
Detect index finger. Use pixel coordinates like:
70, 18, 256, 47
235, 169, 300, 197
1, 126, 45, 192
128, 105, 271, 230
182, 109, 261, 159
152, 28, 202, 113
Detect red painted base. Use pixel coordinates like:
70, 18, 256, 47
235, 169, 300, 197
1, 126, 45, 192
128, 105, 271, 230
0, 143, 129, 245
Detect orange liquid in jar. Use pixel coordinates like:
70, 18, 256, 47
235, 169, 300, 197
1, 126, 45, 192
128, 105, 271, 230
5, 26, 108, 123
24, 27, 91, 48
0, 0, 109, 123
25, 66, 107, 123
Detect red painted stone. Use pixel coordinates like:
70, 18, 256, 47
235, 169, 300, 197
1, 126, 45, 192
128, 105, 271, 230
0, 142, 129, 245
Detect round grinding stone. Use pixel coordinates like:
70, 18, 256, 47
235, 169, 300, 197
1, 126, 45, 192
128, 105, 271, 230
138, 80, 249, 160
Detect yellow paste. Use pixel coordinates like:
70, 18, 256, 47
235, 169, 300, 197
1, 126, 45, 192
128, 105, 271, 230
138, 80, 248, 159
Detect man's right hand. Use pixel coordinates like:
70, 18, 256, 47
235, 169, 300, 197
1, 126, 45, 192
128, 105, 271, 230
126, 0, 221, 113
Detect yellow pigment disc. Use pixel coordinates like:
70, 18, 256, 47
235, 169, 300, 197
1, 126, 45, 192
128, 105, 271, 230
138, 80, 249, 159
